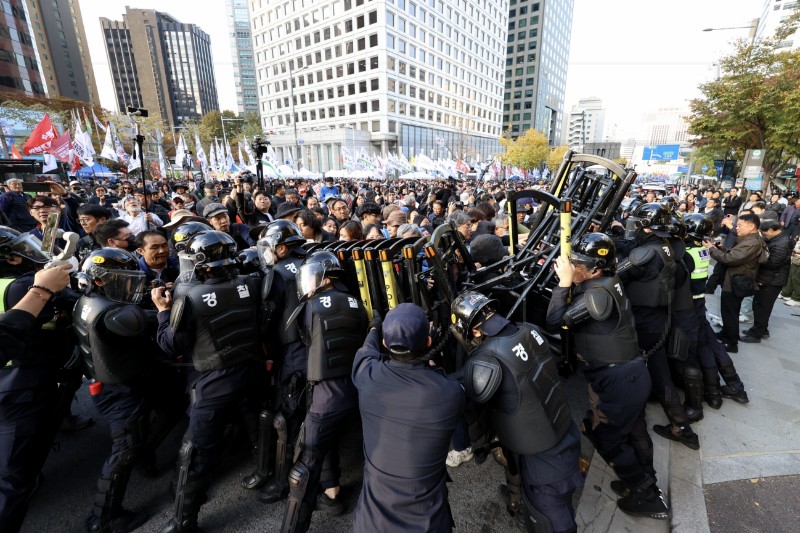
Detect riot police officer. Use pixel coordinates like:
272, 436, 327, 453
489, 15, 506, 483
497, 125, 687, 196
153, 231, 263, 532
0, 228, 77, 533
244, 220, 308, 503
615, 203, 699, 450
683, 214, 748, 407
453, 292, 583, 533
547, 233, 670, 520
74, 248, 186, 533
281, 251, 368, 532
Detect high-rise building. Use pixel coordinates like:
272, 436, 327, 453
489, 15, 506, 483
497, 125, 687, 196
503, 0, 574, 145
23, 0, 98, 103
227, 0, 258, 115
100, 8, 219, 127
564, 96, 606, 148
756, 1, 798, 50
0, 0, 46, 97
250, 0, 506, 172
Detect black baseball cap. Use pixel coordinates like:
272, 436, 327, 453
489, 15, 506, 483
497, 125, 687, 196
383, 303, 430, 355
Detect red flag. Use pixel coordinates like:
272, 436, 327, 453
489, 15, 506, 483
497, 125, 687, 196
71, 152, 81, 173
22, 114, 58, 155
50, 130, 72, 162
456, 159, 470, 174
11, 145, 22, 159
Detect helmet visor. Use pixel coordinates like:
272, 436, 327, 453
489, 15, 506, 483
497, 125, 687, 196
100, 270, 146, 304
11, 233, 51, 264
296, 262, 326, 302
624, 217, 643, 240
256, 239, 277, 270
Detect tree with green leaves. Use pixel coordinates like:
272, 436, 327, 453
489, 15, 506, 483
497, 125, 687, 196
499, 129, 550, 171
687, 12, 800, 193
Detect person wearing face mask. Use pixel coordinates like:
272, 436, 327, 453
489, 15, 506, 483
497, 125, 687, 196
118, 196, 162, 236
93, 220, 138, 252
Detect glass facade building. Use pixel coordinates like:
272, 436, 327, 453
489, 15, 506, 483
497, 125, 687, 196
227, 0, 258, 115
0, 0, 46, 97
250, 0, 506, 171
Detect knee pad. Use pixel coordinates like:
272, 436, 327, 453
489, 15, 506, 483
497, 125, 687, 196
288, 462, 310, 494
682, 365, 703, 384
178, 440, 194, 466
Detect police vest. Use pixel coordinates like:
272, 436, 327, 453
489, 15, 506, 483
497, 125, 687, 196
73, 294, 149, 383
272, 256, 304, 345
305, 290, 368, 382
472, 324, 572, 455
685, 242, 711, 297
571, 276, 640, 366
625, 239, 676, 308
185, 276, 260, 372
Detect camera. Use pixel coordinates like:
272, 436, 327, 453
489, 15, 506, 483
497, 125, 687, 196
251, 136, 271, 158
238, 171, 256, 184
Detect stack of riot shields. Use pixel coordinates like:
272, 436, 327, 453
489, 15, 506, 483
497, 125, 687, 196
299, 151, 636, 372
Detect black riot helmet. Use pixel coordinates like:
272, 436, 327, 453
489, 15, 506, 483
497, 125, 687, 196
185, 231, 238, 280
669, 216, 687, 240
296, 250, 345, 302
0, 226, 50, 264
682, 213, 714, 241
236, 248, 261, 275
170, 221, 212, 252
570, 232, 616, 274
625, 202, 673, 240
78, 248, 146, 304
256, 219, 305, 268
661, 196, 678, 213
450, 291, 497, 338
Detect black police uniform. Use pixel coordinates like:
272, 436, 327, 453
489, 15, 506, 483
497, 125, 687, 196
255, 249, 308, 501
156, 274, 263, 531
74, 289, 186, 532
0, 272, 80, 533
617, 233, 692, 428
352, 328, 464, 533
547, 276, 664, 508
462, 320, 583, 533
281, 286, 367, 532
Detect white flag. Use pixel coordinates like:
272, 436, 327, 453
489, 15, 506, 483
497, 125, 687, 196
100, 126, 118, 162
243, 137, 256, 167
194, 130, 208, 175
209, 143, 217, 172
128, 142, 141, 172
175, 133, 186, 170
237, 143, 245, 169
156, 130, 168, 179
110, 122, 128, 165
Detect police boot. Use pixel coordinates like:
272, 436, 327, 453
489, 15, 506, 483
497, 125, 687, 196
701, 367, 723, 409
86, 469, 144, 533
242, 410, 274, 490
652, 423, 700, 450
160, 443, 211, 533
258, 412, 290, 503
617, 485, 671, 520
719, 362, 749, 404
682, 366, 704, 423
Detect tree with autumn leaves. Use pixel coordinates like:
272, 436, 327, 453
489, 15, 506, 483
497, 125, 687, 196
687, 12, 800, 192
499, 129, 570, 173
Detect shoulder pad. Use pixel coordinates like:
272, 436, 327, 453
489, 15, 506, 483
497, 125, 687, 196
629, 246, 656, 266
169, 297, 186, 331
104, 305, 147, 337
584, 287, 614, 322
463, 353, 502, 404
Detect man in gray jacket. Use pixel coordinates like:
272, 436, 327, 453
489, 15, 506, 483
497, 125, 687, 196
704, 213, 768, 352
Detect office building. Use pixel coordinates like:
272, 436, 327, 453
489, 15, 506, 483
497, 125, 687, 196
227, 0, 258, 115
23, 0, 98, 103
0, 0, 46, 97
250, 0, 507, 172
100, 8, 219, 127
503, 0, 574, 145
756, 0, 798, 49
564, 96, 606, 149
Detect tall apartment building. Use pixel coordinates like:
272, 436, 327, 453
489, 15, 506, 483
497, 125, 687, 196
227, 0, 258, 115
503, 0, 573, 145
756, 0, 798, 49
24, 0, 98, 103
0, 0, 46, 97
100, 8, 219, 127
564, 96, 605, 148
250, 0, 506, 171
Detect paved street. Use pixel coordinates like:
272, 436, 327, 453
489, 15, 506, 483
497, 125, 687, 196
18, 291, 800, 532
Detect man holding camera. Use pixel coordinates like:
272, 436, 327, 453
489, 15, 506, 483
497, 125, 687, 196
703, 213, 768, 353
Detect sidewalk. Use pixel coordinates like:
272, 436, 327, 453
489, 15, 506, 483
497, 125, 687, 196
576, 291, 800, 532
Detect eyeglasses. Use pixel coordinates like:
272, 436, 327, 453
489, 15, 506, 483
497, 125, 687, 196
30, 205, 53, 210
78, 218, 94, 224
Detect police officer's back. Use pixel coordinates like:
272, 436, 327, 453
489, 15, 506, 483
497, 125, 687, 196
352, 303, 463, 533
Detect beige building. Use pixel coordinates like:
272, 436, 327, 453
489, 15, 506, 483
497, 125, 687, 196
24, 0, 98, 103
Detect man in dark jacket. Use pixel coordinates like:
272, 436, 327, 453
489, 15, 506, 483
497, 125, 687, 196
704, 213, 768, 352
741, 220, 792, 342
721, 188, 742, 217
352, 303, 463, 533
0, 179, 37, 232
703, 198, 724, 235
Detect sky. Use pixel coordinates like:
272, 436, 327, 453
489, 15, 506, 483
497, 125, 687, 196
79, 0, 765, 137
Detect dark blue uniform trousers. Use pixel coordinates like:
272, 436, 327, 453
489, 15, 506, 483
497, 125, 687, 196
0, 386, 58, 533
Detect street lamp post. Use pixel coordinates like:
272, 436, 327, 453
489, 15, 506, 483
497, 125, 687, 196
703, 18, 760, 44
288, 63, 309, 170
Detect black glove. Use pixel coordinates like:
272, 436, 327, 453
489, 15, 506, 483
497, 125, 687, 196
370, 311, 383, 332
